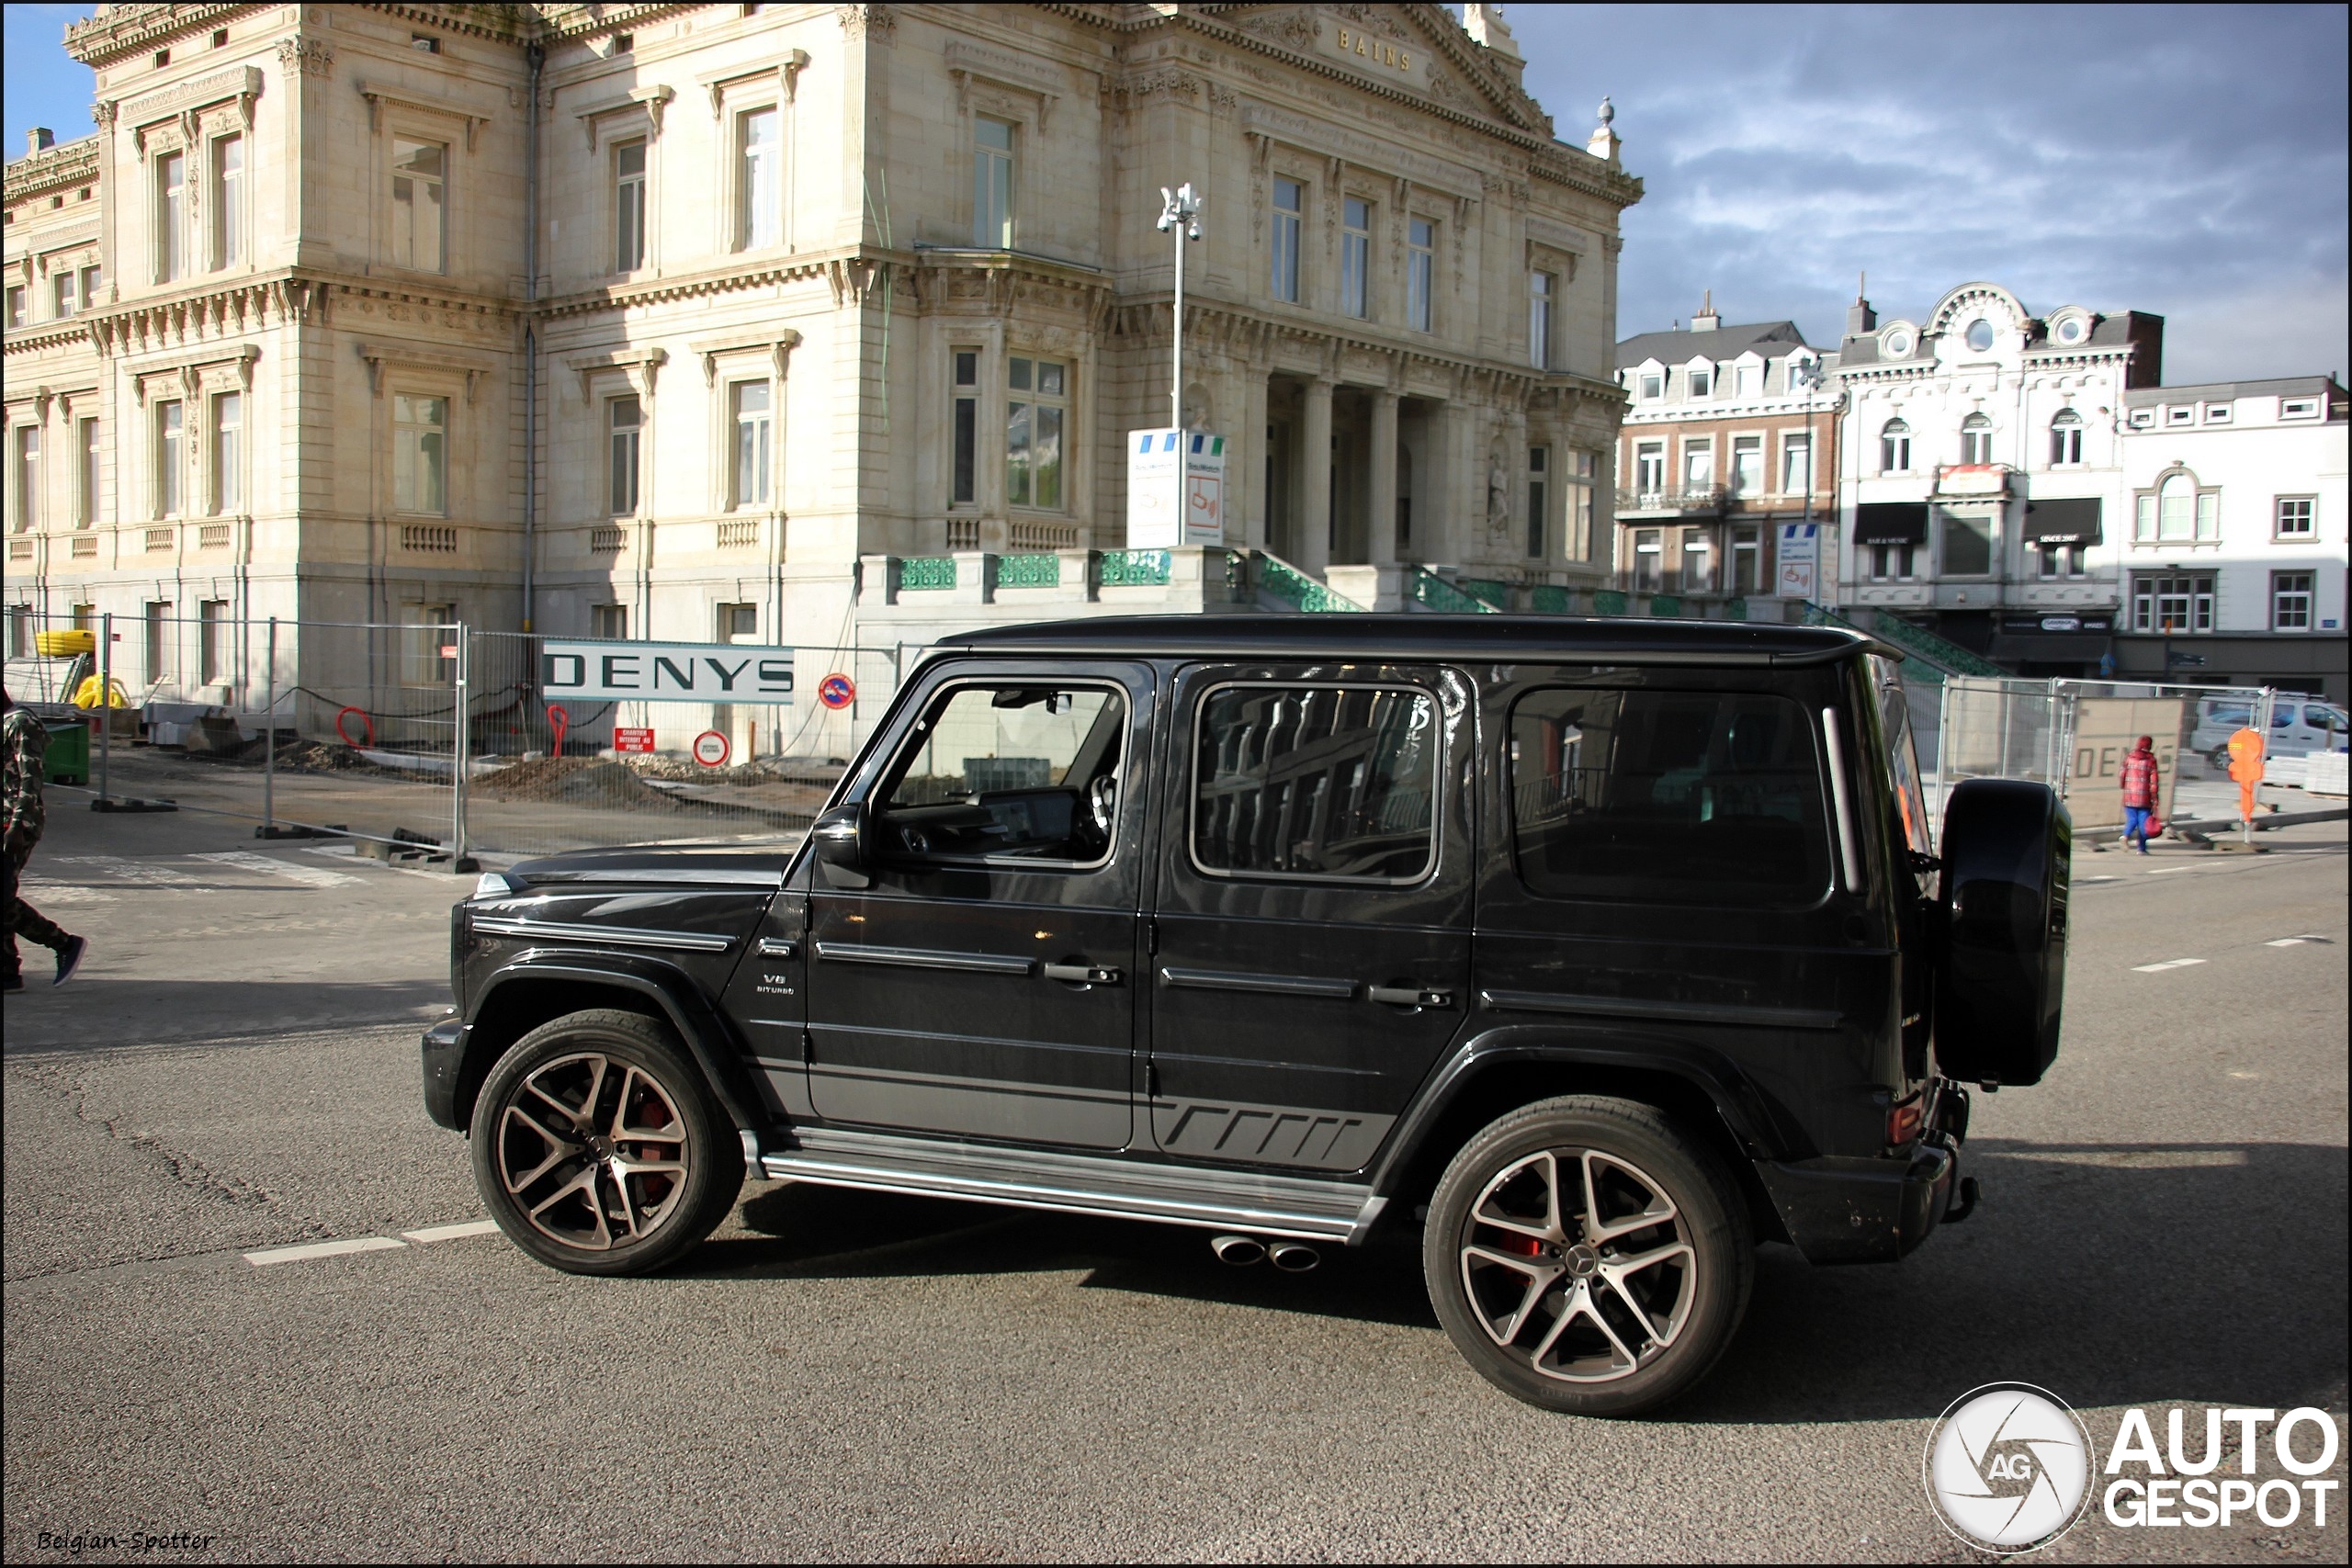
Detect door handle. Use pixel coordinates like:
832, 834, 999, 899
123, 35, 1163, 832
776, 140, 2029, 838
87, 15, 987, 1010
1042, 962, 1123, 986
1366, 985, 1453, 1009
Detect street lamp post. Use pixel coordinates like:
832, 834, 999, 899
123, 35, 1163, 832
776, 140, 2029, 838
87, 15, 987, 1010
1157, 183, 1204, 430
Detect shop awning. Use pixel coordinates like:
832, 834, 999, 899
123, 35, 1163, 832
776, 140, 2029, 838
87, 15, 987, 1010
2022, 497, 2103, 544
1853, 502, 1928, 545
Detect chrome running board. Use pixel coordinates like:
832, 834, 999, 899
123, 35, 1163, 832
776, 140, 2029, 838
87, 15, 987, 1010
758, 1125, 1384, 1243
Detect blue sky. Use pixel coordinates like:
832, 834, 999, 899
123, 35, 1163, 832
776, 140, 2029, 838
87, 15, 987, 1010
8, 4, 2345, 384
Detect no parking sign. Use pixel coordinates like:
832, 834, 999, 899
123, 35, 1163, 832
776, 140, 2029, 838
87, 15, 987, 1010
818, 673, 856, 710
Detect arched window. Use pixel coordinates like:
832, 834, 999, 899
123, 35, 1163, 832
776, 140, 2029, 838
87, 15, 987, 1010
2049, 410, 2083, 466
1880, 419, 1911, 474
1960, 413, 1993, 466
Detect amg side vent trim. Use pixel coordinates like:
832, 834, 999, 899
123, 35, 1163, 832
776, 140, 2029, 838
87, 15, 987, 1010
470, 917, 736, 954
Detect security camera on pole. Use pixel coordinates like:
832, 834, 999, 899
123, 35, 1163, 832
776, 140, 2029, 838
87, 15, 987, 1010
1127, 183, 1227, 550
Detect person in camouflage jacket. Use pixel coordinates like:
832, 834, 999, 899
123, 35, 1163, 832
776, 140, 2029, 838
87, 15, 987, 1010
4, 689, 86, 990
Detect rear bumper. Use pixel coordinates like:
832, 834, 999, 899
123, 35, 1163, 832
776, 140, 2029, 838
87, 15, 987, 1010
1757, 1139, 1957, 1266
422, 1014, 466, 1131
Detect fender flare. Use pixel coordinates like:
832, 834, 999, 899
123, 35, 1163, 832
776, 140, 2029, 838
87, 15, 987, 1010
1366, 1021, 1813, 1201
463, 953, 769, 1135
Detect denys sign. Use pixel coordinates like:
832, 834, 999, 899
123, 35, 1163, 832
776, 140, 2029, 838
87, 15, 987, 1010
540, 640, 793, 704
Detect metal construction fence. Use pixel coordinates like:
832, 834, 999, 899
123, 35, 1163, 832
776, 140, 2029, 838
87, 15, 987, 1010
3, 609, 907, 867
1930, 675, 2279, 831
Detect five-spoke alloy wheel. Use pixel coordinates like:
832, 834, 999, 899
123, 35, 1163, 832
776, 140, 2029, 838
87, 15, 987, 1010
1425, 1096, 1752, 1416
470, 1009, 742, 1276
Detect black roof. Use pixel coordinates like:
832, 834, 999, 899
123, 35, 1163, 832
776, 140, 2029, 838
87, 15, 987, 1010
933, 614, 1886, 668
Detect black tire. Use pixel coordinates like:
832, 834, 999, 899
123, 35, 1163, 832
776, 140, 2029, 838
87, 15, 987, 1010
469, 1008, 744, 1276
1423, 1095, 1753, 1416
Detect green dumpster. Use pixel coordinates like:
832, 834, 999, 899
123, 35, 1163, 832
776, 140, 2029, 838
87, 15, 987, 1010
42, 716, 90, 786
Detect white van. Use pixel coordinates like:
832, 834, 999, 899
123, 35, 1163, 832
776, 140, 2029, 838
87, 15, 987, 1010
2191, 696, 2351, 767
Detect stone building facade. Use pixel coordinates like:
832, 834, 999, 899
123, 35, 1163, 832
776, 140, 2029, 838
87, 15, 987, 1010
1611, 297, 1837, 616
4, 2, 1637, 758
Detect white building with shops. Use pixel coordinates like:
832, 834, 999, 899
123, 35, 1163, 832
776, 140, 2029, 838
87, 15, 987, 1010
2116, 377, 2348, 700
1829, 281, 2164, 678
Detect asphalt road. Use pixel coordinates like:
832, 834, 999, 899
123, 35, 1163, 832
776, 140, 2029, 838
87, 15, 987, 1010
4, 800, 2345, 1562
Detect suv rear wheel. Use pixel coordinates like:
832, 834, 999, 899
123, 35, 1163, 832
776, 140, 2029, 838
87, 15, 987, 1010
1424, 1095, 1752, 1416
469, 1009, 743, 1276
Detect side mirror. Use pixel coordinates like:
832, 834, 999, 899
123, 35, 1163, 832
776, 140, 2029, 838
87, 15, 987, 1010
809, 803, 867, 886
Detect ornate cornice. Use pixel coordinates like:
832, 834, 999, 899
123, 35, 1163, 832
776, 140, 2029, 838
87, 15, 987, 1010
64, 4, 267, 68
532, 3, 694, 42
3, 136, 100, 206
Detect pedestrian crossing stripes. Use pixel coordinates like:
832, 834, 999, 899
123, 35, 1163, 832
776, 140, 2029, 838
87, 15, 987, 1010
51, 855, 198, 885
16, 880, 118, 903
190, 850, 364, 887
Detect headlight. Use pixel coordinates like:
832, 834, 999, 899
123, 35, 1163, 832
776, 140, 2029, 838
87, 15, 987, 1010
473, 872, 516, 899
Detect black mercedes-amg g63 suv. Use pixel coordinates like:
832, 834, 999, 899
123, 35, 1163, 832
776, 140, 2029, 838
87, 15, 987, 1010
424, 615, 2069, 1415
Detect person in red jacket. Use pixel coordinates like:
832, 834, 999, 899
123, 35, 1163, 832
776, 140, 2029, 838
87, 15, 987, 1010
2120, 734, 2161, 854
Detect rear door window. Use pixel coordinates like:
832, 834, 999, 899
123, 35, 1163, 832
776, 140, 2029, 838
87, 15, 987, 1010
1510, 687, 1831, 906
1191, 682, 1438, 881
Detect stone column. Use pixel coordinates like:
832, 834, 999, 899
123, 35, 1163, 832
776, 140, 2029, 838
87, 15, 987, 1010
1299, 377, 1333, 575
1241, 372, 1270, 550
1368, 389, 1399, 565
1430, 398, 1466, 568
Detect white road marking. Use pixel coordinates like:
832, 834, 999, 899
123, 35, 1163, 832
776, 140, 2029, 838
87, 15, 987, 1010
2146, 865, 2198, 874
2080, 874, 2121, 884
298, 845, 457, 882
17, 880, 118, 903
2266, 934, 2335, 947
191, 850, 364, 887
2132, 957, 2209, 973
52, 854, 197, 885
401, 1220, 501, 1243
243, 1236, 406, 1267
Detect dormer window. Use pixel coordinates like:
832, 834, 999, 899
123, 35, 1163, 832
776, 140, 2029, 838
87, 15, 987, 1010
1687, 367, 1711, 399
1734, 362, 1758, 398
1965, 319, 1996, 353
2203, 404, 2231, 424
1639, 371, 1662, 400
2052, 315, 2086, 345
2165, 406, 2194, 426
2130, 409, 2154, 429
2280, 397, 2319, 419
1883, 329, 1912, 357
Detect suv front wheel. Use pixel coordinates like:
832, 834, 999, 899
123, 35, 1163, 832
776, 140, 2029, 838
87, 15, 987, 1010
1424, 1096, 1753, 1416
469, 1009, 744, 1276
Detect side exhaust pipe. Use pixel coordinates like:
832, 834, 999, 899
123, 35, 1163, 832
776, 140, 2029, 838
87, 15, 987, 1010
1210, 1235, 1265, 1267
1268, 1241, 1320, 1273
